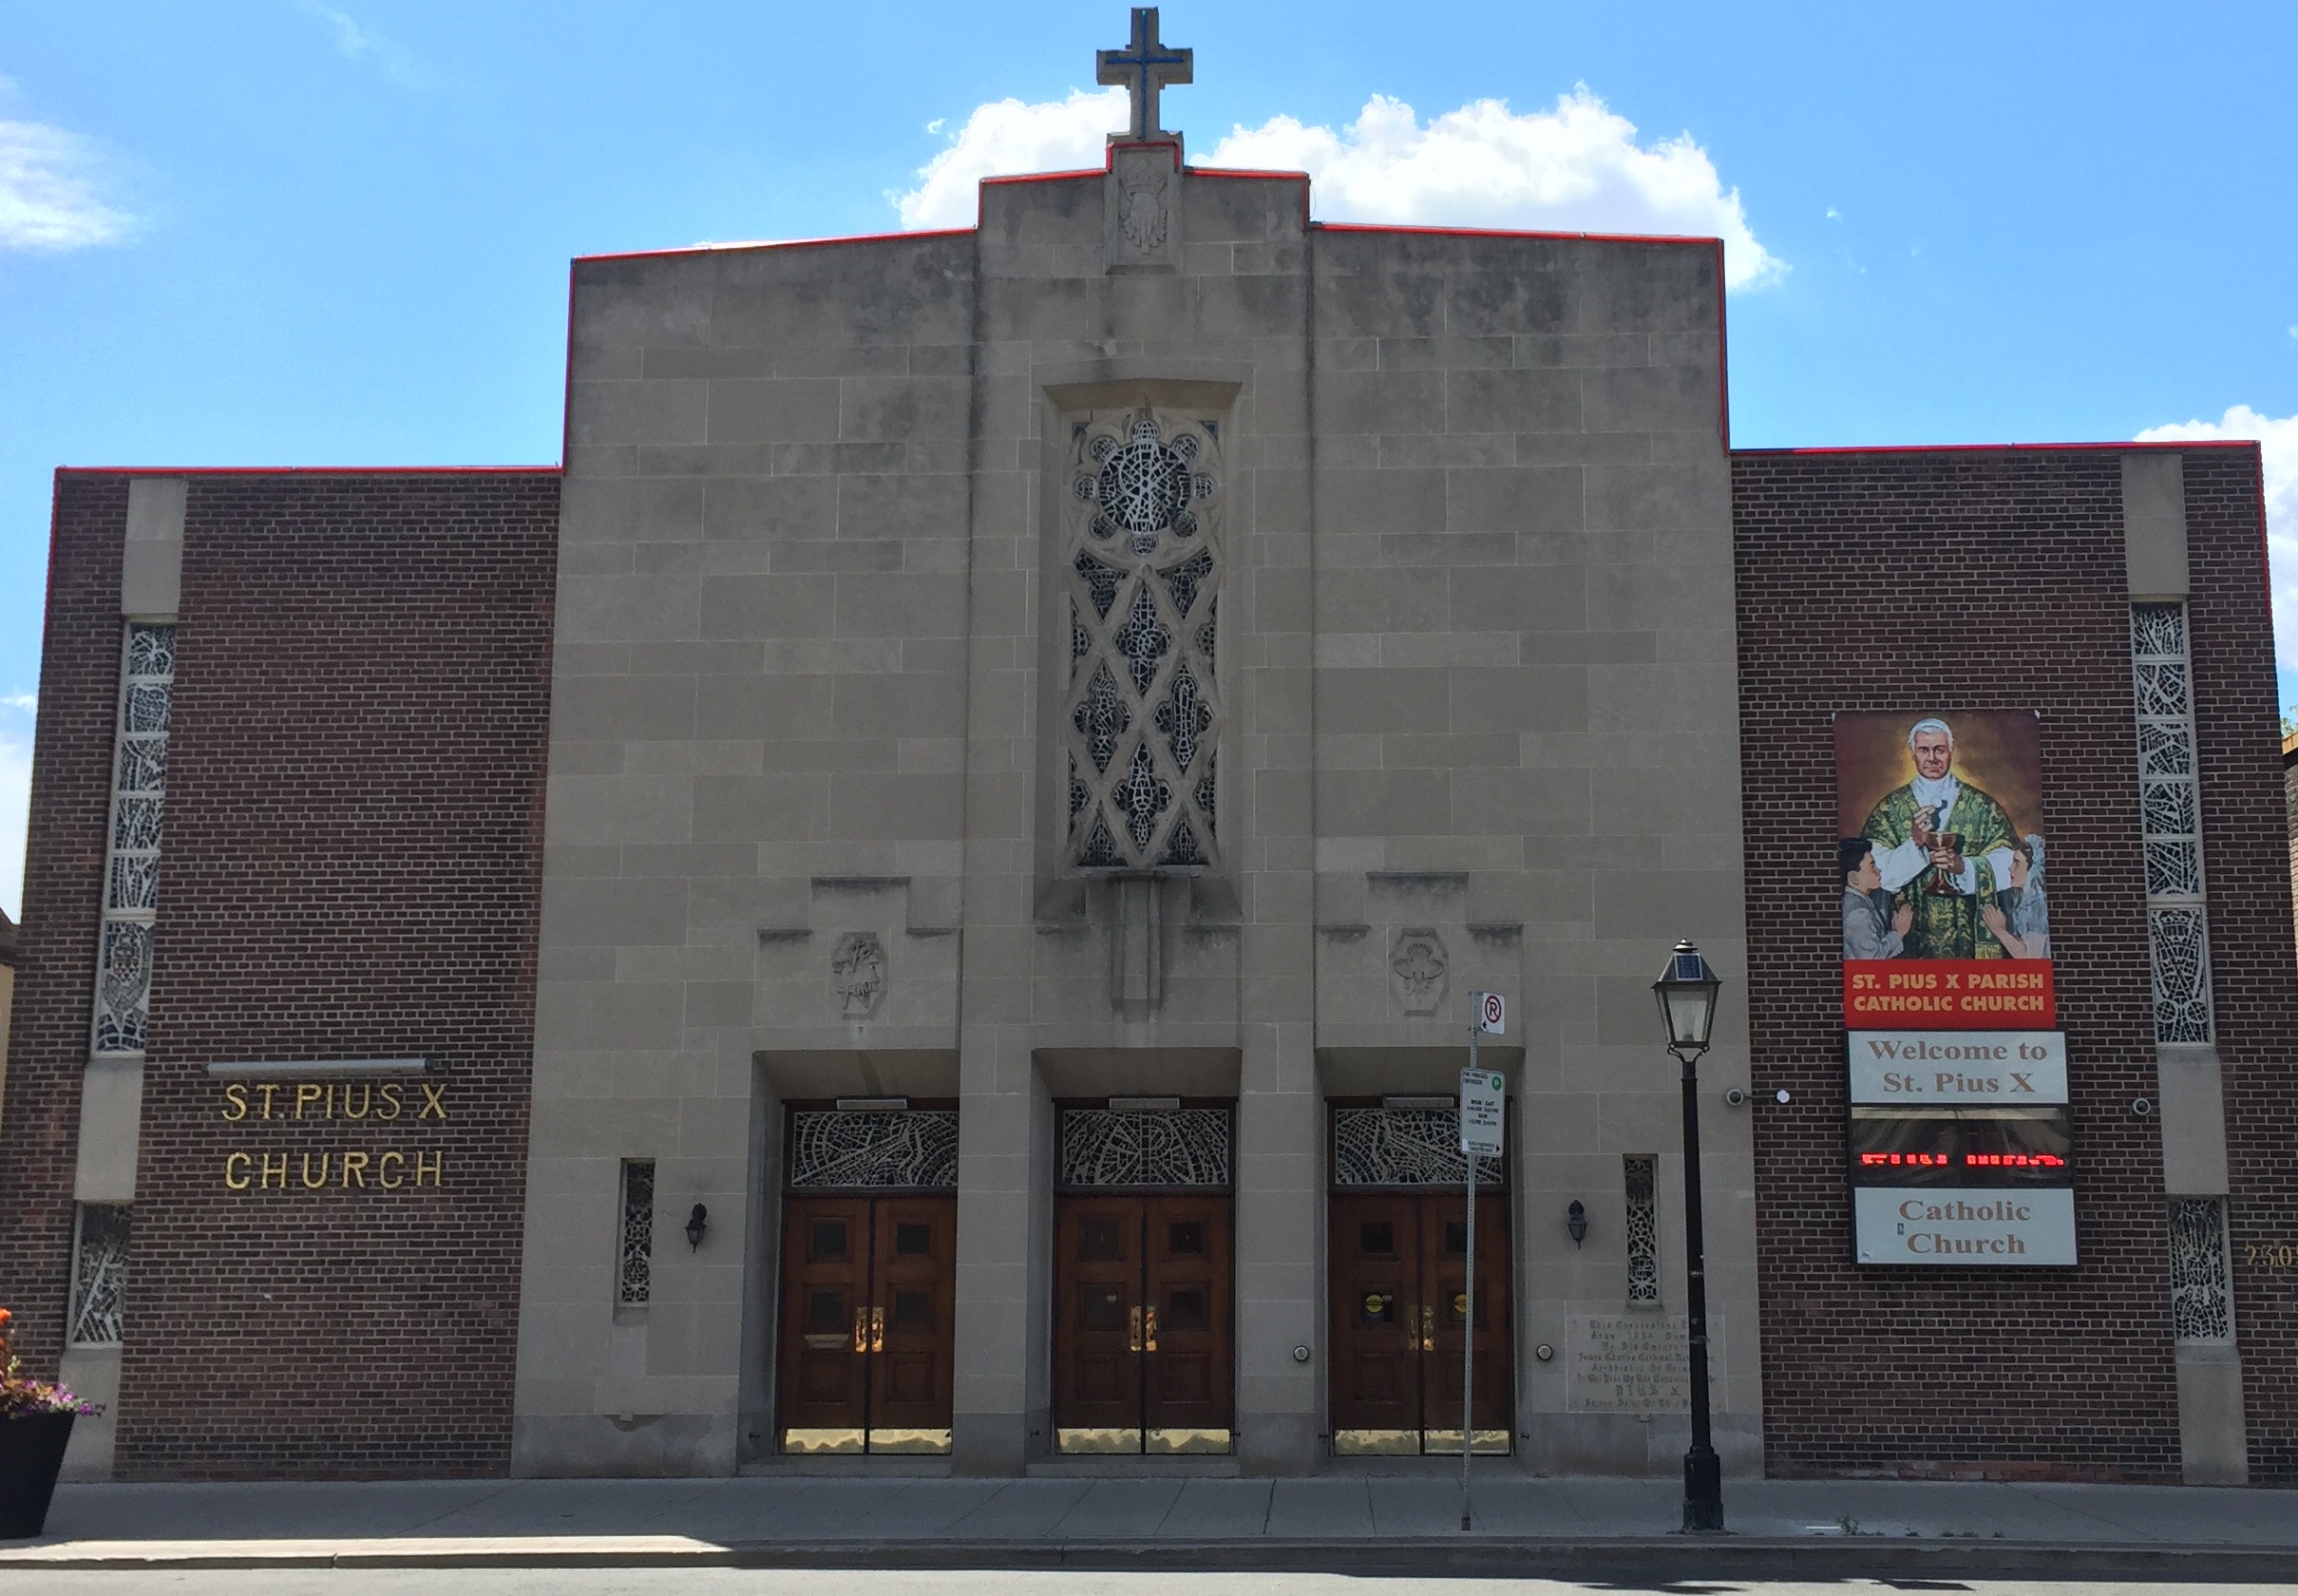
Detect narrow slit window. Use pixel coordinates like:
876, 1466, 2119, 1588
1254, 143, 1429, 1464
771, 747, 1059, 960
91, 622, 175, 1057
1624, 1155, 1660, 1306
2132, 604, 2213, 1042
68, 1203, 132, 1346
617, 1160, 655, 1307
2167, 1197, 2232, 1345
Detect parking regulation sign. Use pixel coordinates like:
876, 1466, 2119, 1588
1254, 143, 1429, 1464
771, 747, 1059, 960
1472, 991, 1505, 1035
1459, 1068, 1506, 1154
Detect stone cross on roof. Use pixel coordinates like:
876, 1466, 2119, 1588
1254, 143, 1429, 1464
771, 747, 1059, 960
1097, 7, 1192, 142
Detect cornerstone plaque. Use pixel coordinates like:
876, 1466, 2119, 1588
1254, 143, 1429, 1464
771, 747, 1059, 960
1566, 1314, 1723, 1414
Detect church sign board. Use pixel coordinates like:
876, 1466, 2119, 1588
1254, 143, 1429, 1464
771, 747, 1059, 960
1836, 712, 2072, 1264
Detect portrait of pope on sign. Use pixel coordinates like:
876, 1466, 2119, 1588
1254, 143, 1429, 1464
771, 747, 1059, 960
1854, 716, 2023, 960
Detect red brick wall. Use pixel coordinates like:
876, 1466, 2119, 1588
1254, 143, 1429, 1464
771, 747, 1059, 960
1733, 443, 2291, 1483
0, 469, 559, 1478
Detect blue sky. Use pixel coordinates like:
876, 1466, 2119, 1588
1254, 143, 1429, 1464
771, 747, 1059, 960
2, 1, 2294, 918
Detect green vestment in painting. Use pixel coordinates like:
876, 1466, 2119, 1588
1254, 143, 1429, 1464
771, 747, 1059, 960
1859, 782, 2018, 959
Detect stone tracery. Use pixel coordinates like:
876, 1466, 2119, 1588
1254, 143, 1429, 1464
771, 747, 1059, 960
1062, 409, 1223, 869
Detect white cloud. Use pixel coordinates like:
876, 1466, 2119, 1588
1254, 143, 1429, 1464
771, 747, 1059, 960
2135, 406, 2298, 673
893, 85, 1782, 289
0, 116, 130, 251
1204, 90, 1782, 290
895, 86, 1129, 229
295, 0, 434, 90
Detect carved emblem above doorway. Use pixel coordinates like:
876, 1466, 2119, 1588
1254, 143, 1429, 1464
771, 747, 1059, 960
1389, 927, 1448, 1016
831, 931, 886, 1019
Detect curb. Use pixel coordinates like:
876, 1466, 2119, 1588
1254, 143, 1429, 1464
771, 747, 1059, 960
5, 1537, 2298, 1577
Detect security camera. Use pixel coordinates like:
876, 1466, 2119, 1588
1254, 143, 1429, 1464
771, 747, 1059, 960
2133, 1097, 2153, 1116
1723, 1088, 1748, 1108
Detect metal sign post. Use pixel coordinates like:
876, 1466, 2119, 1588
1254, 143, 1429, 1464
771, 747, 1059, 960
1458, 993, 1506, 1532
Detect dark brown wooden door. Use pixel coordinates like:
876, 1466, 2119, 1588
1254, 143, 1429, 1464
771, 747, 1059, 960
777, 1194, 955, 1453
1054, 1194, 1234, 1451
1421, 1192, 1512, 1449
868, 1197, 956, 1441
1329, 1194, 1422, 1437
1327, 1191, 1511, 1452
778, 1195, 872, 1437
1054, 1197, 1146, 1442
1143, 1196, 1232, 1440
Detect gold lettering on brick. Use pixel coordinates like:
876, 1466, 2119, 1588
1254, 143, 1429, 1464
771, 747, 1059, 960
379, 1084, 403, 1121
418, 1083, 446, 1121
341, 1150, 370, 1188
294, 1084, 323, 1119
414, 1150, 443, 1187
257, 1083, 280, 1119
342, 1083, 370, 1120
224, 1151, 252, 1190
379, 1150, 405, 1189
259, 1152, 288, 1189
222, 1084, 248, 1122
300, 1152, 331, 1188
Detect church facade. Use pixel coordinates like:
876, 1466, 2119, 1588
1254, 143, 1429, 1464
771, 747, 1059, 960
3, 22, 2291, 1490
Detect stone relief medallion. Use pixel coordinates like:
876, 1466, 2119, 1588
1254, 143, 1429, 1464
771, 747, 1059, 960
1390, 927, 1448, 1016
831, 931, 886, 1019
1118, 170, 1168, 252
1104, 144, 1182, 269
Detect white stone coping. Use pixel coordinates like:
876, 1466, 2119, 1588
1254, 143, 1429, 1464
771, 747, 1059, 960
201, 1058, 427, 1079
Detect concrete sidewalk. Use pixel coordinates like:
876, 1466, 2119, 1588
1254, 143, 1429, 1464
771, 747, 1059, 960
3, 1473, 2295, 1577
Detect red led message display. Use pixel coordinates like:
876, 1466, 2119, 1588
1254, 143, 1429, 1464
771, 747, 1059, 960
1847, 1108, 2073, 1188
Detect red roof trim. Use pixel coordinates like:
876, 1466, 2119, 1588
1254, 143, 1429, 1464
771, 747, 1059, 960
1312, 221, 1718, 248
1189, 166, 1310, 182
575, 227, 972, 265
978, 167, 1103, 188
55, 466, 559, 478
1732, 441, 2261, 457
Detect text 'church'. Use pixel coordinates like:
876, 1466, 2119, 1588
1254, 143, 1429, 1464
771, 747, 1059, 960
3, 13, 2291, 1491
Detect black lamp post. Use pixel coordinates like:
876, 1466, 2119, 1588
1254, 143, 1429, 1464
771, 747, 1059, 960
1652, 938, 1725, 1535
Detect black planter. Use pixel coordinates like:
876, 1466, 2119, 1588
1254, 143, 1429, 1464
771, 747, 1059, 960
0, 1411, 76, 1539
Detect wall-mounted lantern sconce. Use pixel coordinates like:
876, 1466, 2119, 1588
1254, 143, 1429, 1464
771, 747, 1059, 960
685, 1203, 709, 1250
1566, 1200, 1588, 1248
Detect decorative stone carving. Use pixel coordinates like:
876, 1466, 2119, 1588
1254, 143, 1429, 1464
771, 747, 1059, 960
1117, 167, 1168, 252
1105, 143, 1182, 271
1390, 927, 1448, 1015
830, 931, 886, 1019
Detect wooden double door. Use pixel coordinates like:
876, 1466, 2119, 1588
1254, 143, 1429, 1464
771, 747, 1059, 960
1328, 1191, 1512, 1454
1054, 1194, 1234, 1454
777, 1194, 955, 1454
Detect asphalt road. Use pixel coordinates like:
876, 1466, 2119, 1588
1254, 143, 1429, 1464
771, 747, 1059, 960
4, 1572, 2295, 1595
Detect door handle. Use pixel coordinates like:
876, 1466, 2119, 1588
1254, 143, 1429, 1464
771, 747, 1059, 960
1129, 1304, 1144, 1353
1144, 1305, 1158, 1353
852, 1306, 868, 1354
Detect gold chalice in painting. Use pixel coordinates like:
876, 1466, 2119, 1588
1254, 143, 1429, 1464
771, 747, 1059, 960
1924, 831, 1967, 896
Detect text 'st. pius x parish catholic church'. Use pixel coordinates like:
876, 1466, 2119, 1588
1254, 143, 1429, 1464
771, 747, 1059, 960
5, 10, 2294, 1492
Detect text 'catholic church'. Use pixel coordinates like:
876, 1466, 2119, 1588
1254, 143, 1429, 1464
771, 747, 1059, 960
5, 12, 2293, 1491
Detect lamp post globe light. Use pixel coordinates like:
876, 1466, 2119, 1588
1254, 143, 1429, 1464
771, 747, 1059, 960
1651, 938, 1726, 1535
